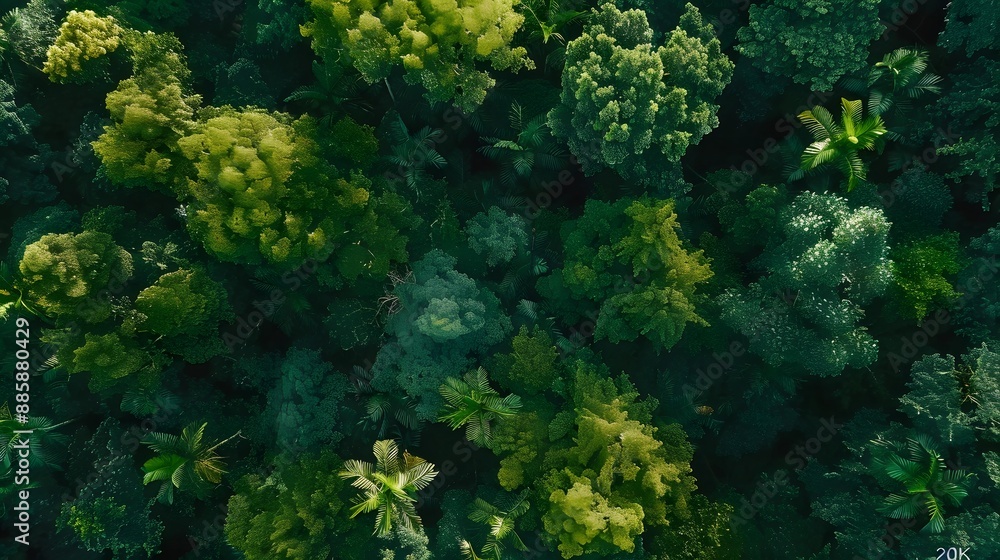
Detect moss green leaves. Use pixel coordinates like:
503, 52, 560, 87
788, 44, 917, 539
548, 3, 732, 185
303, 0, 533, 112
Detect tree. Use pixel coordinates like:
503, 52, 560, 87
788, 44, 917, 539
478, 102, 564, 187
461, 490, 530, 560
372, 250, 511, 420
57, 453, 162, 559
438, 367, 522, 446
42, 10, 122, 83
792, 98, 887, 192
302, 0, 533, 112
930, 57, 1000, 210
18, 231, 133, 323
899, 354, 976, 447
134, 267, 232, 362
251, 348, 350, 453
736, 0, 883, 91
1, 0, 61, 71
847, 47, 943, 117
0, 412, 68, 470
340, 439, 438, 536
548, 3, 732, 186
92, 31, 201, 190
939, 0, 1000, 56
871, 435, 971, 534
718, 191, 892, 377
967, 343, 1000, 443
537, 197, 713, 351
141, 422, 239, 504
225, 451, 354, 560
0, 78, 57, 206
882, 168, 953, 239
176, 109, 371, 267
465, 207, 529, 267
57, 330, 160, 393
490, 325, 561, 395
956, 227, 1000, 343
538, 361, 697, 558
889, 233, 961, 322
488, 396, 555, 491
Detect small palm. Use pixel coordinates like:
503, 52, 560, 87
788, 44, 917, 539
385, 113, 447, 197
340, 439, 438, 536
141, 422, 238, 504
869, 47, 942, 116
873, 434, 970, 533
439, 367, 522, 447
479, 103, 564, 187
793, 98, 887, 191
461, 490, 531, 560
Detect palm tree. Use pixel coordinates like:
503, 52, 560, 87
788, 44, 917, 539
439, 367, 522, 447
872, 434, 970, 533
792, 98, 887, 191
141, 422, 240, 504
478, 103, 565, 188
340, 439, 438, 536
350, 365, 423, 447
520, 0, 588, 45
384, 113, 447, 198
284, 61, 371, 125
460, 490, 531, 560
0, 405, 70, 469
842, 47, 942, 118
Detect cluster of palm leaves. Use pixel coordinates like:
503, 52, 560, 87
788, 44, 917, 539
284, 61, 371, 126
478, 103, 565, 188
438, 367, 522, 447
340, 439, 438, 536
872, 434, 970, 533
460, 490, 531, 560
795, 47, 943, 191
841, 47, 942, 118
350, 365, 423, 447
792, 98, 887, 191
141, 422, 239, 504
384, 113, 447, 198
0, 404, 69, 470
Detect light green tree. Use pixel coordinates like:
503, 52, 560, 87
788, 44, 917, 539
141, 422, 240, 504
302, 0, 533, 112
92, 32, 201, 190
340, 439, 438, 536
18, 231, 132, 323
537, 197, 713, 351
42, 10, 122, 83
792, 98, 887, 192
438, 367, 522, 446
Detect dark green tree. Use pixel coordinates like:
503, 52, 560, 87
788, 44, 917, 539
736, 0, 883, 90
548, 2, 732, 186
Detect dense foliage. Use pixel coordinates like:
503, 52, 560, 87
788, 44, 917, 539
0, 1, 997, 559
